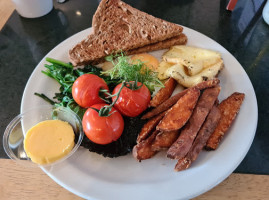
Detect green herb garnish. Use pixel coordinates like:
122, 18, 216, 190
102, 53, 164, 92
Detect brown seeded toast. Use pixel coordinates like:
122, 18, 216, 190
69, 0, 184, 66
127, 33, 187, 55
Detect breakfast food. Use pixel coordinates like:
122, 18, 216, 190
38, 54, 245, 170
175, 105, 221, 171
141, 78, 220, 119
205, 92, 245, 150
156, 88, 200, 132
127, 34, 187, 55
167, 86, 221, 159
149, 78, 177, 107
126, 34, 187, 55
163, 46, 223, 76
132, 79, 245, 171
131, 54, 159, 71
133, 130, 159, 161
24, 120, 75, 165
136, 111, 166, 144
158, 45, 224, 87
72, 74, 109, 108
112, 82, 151, 117
151, 130, 179, 151
39, 55, 161, 157
157, 61, 174, 80
69, 0, 187, 66
165, 62, 223, 88
82, 103, 124, 145
34, 0, 246, 172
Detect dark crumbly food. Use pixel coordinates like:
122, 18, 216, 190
80, 116, 146, 157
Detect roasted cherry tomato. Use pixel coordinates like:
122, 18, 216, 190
82, 103, 124, 145
72, 74, 109, 108
112, 82, 151, 117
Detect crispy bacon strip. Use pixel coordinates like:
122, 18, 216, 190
205, 92, 245, 150
156, 88, 200, 132
141, 78, 220, 119
175, 105, 221, 171
133, 130, 159, 161
167, 86, 221, 160
151, 130, 179, 151
136, 112, 166, 143
150, 78, 177, 107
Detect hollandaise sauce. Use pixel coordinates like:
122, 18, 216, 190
24, 120, 75, 165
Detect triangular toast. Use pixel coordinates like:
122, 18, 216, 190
69, 0, 184, 66
92, 0, 182, 38
127, 34, 187, 55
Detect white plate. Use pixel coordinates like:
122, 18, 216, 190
21, 27, 258, 200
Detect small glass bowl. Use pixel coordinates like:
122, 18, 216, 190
3, 105, 84, 167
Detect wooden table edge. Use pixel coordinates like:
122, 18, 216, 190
0, 0, 15, 31
1, 158, 269, 200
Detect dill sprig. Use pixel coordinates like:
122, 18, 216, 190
102, 53, 163, 92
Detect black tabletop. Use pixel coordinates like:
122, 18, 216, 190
0, 0, 268, 174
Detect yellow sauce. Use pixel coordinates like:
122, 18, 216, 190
24, 120, 75, 165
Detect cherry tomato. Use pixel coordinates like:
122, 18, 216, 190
112, 82, 151, 117
82, 103, 124, 145
72, 74, 109, 108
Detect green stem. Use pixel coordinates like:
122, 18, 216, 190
34, 93, 56, 105
95, 81, 127, 117
46, 57, 73, 69
98, 89, 111, 104
93, 80, 142, 117
125, 80, 143, 90
109, 81, 126, 108
41, 71, 62, 85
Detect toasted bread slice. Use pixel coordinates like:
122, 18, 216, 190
127, 34, 187, 55
69, 0, 183, 66
92, 0, 182, 38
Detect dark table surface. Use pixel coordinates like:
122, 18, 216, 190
0, 0, 268, 174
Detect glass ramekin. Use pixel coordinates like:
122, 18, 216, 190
3, 105, 84, 167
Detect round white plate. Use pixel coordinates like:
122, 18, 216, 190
21, 27, 258, 200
